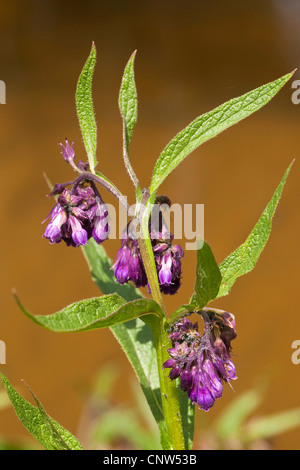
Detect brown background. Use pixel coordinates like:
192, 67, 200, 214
0, 0, 299, 449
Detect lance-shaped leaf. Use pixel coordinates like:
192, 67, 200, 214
76, 42, 97, 172
0, 373, 83, 450
217, 162, 293, 298
119, 50, 140, 189
149, 71, 294, 194
14, 293, 164, 333
119, 50, 138, 150
178, 387, 195, 451
81, 240, 169, 448
189, 240, 221, 309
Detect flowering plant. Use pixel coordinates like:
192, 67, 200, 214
0, 43, 293, 450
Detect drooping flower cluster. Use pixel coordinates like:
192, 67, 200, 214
163, 310, 237, 411
113, 203, 184, 295
113, 226, 147, 288
42, 140, 109, 247
43, 140, 184, 294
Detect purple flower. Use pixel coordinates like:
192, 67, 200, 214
163, 310, 237, 411
113, 245, 131, 284
43, 205, 67, 243
43, 180, 109, 247
69, 215, 88, 246
92, 199, 110, 244
158, 252, 173, 285
152, 231, 184, 295
113, 196, 184, 294
168, 317, 200, 343
113, 228, 147, 288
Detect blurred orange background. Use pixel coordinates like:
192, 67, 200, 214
0, 0, 299, 449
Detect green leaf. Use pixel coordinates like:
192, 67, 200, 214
76, 42, 97, 172
178, 387, 195, 450
149, 72, 294, 193
217, 162, 293, 298
0, 373, 83, 450
81, 240, 167, 447
166, 304, 196, 328
119, 51, 140, 189
119, 50, 138, 150
14, 293, 163, 333
111, 319, 165, 437
189, 240, 221, 309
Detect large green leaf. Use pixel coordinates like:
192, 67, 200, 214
217, 162, 293, 298
0, 373, 82, 450
190, 240, 221, 309
15, 293, 163, 333
149, 72, 293, 193
76, 42, 97, 172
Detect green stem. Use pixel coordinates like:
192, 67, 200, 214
154, 324, 186, 450
137, 198, 185, 450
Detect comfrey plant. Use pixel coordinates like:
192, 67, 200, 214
0, 43, 294, 450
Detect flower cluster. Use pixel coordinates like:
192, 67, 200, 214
43, 140, 184, 294
163, 310, 237, 411
113, 208, 184, 295
43, 140, 109, 247
113, 227, 147, 288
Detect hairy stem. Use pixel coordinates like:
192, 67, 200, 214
71, 171, 130, 211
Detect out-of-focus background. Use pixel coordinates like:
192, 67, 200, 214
0, 0, 299, 450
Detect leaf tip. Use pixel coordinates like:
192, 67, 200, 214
285, 158, 295, 176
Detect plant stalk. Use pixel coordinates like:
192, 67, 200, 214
137, 198, 185, 450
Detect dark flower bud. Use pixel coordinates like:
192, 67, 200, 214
169, 364, 181, 380
180, 368, 193, 391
